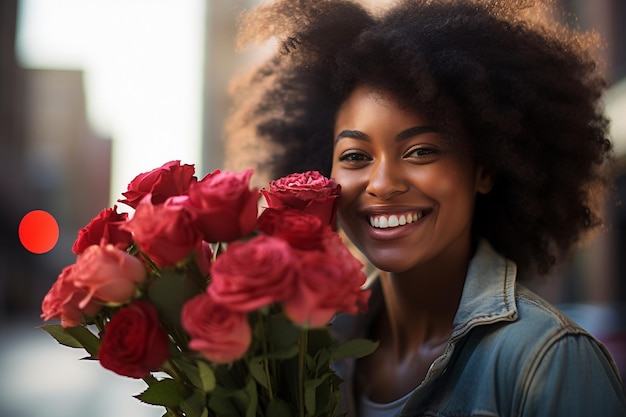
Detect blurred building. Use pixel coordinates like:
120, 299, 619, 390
0, 0, 111, 317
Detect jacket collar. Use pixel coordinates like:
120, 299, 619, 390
451, 239, 518, 340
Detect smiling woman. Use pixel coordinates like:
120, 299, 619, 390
225, 0, 626, 415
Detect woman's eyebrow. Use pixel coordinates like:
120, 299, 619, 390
335, 129, 370, 144
335, 125, 439, 144
395, 125, 439, 142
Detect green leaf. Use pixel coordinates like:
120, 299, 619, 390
39, 324, 102, 358
207, 377, 258, 417
304, 376, 328, 416
172, 358, 202, 388
208, 381, 256, 417
207, 391, 240, 417
266, 398, 293, 417
64, 325, 101, 357
311, 372, 338, 416
172, 358, 216, 392
135, 378, 185, 407
314, 348, 331, 374
267, 315, 301, 350
248, 359, 269, 390
40, 324, 84, 349
180, 389, 208, 417
39, 323, 102, 358
307, 328, 333, 353
197, 360, 216, 392
331, 338, 379, 361
242, 378, 258, 417
148, 269, 204, 327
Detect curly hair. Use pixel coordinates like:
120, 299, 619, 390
225, 0, 613, 277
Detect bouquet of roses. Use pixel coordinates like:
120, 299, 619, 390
40, 160, 377, 417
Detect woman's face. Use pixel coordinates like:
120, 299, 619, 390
331, 85, 492, 273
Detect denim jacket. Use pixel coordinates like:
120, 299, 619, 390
331, 240, 626, 416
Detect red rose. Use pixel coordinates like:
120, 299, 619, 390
72, 244, 147, 307
122, 195, 201, 267
284, 234, 370, 327
208, 235, 296, 312
261, 171, 341, 226
118, 160, 197, 209
41, 265, 103, 328
185, 169, 259, 243
72, 205, 133, 255
258, 208, 331, 250
98, 301, 170, 378
182, 293, 251, 363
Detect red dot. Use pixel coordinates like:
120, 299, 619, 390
18, 210, 60, 254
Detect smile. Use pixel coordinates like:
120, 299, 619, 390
369, 212, 423, 229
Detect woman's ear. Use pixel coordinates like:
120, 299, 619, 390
475, 164, 495, 195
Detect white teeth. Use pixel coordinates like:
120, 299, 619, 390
369, 212, 423, 229
379, 216, 388, 228
388, 215, 399, 227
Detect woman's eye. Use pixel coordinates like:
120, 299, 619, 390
406, 147, 439, 159
339, 151, 370, 163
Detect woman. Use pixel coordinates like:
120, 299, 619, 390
226, 0, 626, 415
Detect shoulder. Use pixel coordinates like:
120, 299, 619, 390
455, 284, 626, 415
469, 284, 619, 376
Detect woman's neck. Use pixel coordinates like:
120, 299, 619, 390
376, 240, 473, 360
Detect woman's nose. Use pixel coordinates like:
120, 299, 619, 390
365, 159, 408, 200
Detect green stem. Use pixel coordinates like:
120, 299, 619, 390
259, 314, 275, 401
93, 315, 106, 336
298, 329, 308, 417
164, 359, 188, 385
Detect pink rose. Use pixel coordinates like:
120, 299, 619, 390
72, 205, 133, 255
41, 265, 102, 328
184, 169, 259, 243
182, 293, 252, 363
261, 171, 341, 226
284, 234, 370, 327
257, 208, 330, 250
208, 235, 296, 312
122, 195, 201, 267
72, 244, 147, 307
98, 301, 170, 378
118, 160, 197, 209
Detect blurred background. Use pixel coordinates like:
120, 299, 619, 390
0, 0, 624, 416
